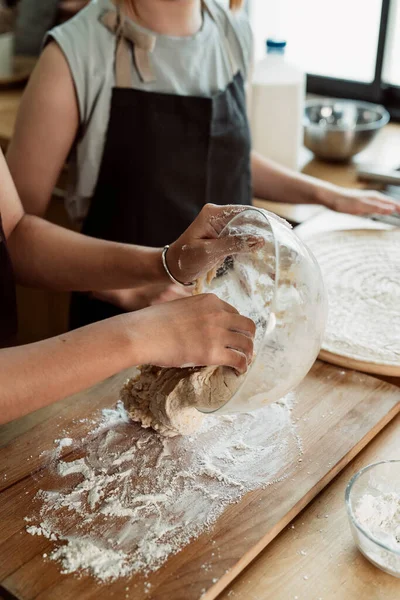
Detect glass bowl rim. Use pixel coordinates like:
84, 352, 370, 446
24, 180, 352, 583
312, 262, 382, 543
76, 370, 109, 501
345, 459, 400, 556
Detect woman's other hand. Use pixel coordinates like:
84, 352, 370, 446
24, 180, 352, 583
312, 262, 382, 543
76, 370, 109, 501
166, 204, 264, 285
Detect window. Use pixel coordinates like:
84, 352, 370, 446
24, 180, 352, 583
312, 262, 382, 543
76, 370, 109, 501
383, 0, 400, 85
248, 0, 400, 120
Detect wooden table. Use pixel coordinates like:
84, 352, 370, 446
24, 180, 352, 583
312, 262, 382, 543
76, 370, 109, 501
0, 86, 399, 599
219, 413, 400, 600
0, 88, 22, 150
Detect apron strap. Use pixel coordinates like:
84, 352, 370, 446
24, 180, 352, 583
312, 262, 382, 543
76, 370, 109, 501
101, 9, 156, 85
100, 0, 238, 87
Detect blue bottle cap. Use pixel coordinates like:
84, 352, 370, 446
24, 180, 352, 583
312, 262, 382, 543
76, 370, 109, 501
266, 39, 287, 51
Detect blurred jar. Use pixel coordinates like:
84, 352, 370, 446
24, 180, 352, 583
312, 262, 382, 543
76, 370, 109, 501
250, 39, 306, 171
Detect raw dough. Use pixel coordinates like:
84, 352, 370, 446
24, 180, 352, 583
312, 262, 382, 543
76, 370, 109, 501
122, 365, 241, 437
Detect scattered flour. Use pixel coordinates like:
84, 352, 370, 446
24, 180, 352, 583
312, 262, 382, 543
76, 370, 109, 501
55, 438, 73, 450
26, 399, 302, 582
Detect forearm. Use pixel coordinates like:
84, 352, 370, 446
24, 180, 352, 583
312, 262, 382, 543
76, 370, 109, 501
251, 150, 337, 206
0, 314, 139, 424
8, 214, 167, 292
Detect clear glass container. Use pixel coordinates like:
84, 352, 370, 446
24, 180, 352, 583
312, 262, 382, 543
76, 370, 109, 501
345, 460, 400, 578
197, 207, 327, 414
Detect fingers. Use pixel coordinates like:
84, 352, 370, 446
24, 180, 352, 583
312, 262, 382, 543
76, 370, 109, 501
224, 331, 254, 362
342, 193, 399, 216
218, 349, 249, 374
198, 294, 256, 337
224, 311, 257, 338
202, 233, 265, 263
364, 195, 399, 214
198, 204, 249, 236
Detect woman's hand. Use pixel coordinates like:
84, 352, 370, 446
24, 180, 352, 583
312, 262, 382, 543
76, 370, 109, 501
127, 293, 256, 372
325, 187, 399, 216
166, 204, 264, 285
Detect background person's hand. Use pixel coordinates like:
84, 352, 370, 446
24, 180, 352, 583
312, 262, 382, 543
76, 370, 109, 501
166, 204, 264, 285
326, 187, 399, 216
128, 293, 256, 372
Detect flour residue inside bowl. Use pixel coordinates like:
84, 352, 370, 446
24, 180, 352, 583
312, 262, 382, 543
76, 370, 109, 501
25, 397, 301, 582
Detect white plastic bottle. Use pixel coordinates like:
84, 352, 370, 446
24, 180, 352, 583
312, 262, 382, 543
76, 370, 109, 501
250, 39, 306, 171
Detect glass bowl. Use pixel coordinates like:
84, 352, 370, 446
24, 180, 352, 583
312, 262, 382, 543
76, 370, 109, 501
345, 460, 400, 578
197, 207, 327, 414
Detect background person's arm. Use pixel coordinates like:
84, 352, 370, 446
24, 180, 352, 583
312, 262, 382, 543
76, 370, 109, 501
251, 151, 398, 215
7, 42, 79, 217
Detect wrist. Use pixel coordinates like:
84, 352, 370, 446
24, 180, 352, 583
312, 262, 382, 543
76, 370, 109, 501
147, 247, 169, 284
312, 180, 341, 209
103, 311, 146, 369
108, 244, 168, 287
117, 309, 154, 366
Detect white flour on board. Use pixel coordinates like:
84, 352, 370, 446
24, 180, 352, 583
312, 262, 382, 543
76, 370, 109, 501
25, 397, 301, 582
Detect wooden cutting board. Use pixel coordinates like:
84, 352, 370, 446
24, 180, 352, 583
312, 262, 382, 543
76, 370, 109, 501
0, 361, 399, 600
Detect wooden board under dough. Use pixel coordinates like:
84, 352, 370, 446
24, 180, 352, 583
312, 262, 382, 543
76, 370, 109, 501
0, 361, 399, 600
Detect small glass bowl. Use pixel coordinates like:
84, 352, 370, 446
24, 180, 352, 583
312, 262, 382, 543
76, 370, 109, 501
345, 460, 400, 578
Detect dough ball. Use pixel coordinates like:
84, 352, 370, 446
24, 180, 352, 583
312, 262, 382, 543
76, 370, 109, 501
121, 365, 241, 437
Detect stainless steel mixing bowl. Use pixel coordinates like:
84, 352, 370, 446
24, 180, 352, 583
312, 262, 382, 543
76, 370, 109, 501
304, 98, 390, 162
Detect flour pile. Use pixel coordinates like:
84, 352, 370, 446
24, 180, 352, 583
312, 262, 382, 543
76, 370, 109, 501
25, 397, 301, 581
307, 229, 400, 366
355, 492, 400, 549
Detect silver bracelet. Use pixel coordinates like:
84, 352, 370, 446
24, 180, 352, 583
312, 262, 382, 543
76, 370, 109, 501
161, 245, 195, 287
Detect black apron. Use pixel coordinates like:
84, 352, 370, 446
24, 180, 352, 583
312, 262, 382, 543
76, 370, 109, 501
70, 0, 252, 329
0, 215, 18, 348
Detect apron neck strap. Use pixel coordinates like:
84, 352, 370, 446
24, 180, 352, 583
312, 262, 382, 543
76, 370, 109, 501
101, 8, 156, 86
100, 0, 238, 88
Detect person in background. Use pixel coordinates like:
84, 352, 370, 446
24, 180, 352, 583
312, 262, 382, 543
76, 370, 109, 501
7, 0, 398, 330
0, 148, 257, 424
14, 0, 89, 55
